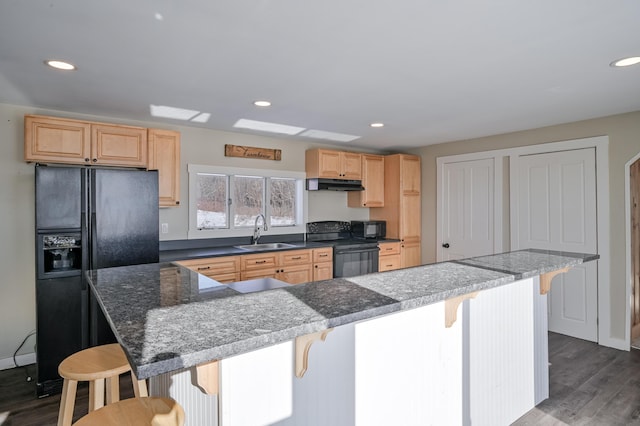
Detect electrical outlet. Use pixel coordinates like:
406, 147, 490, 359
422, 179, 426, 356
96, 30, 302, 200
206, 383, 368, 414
161, 223, 169, 234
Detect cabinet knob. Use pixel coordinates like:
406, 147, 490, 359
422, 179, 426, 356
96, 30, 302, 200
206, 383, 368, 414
84, 158, 90, 162
176, 201, 180, 205
92, 158, 97, 163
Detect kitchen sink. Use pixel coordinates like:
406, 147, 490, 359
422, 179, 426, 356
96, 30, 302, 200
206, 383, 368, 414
234, 243, 297, 252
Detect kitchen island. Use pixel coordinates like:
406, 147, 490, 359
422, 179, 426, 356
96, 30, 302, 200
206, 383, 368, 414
88, 249, 598, 426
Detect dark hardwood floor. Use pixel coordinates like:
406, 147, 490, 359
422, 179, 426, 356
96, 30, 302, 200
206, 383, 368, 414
513, 332, 640, 425
1, 333, 639, 425
0, 367, 134, 425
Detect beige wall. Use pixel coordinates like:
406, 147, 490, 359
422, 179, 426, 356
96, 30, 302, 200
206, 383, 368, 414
0, 103, 373, 363
412, 110, 640, 343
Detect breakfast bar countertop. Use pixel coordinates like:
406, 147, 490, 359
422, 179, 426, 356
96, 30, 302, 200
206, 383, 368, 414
87, 249, 598, 379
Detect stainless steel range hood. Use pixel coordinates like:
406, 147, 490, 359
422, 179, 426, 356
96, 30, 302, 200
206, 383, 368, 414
305, 178, 365, 191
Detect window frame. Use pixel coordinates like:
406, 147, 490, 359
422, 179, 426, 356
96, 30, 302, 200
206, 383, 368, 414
188, 164, 307, 239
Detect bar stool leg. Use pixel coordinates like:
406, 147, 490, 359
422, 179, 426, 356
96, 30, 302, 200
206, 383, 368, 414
132, 371, 149, 397
105, 375, 120, 405
57, 378, 78, 426
89, 378, 105, 412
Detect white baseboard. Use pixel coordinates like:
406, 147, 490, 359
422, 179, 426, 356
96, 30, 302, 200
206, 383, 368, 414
599, 336, 629, 351
0, 352, 36, 371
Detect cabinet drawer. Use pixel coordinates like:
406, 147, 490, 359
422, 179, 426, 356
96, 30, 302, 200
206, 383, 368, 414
175, 256, 240, 275
312, 247, 333, 263
378, 254, 401, 272
241, 253, 279, 271
379, 242, 401, 256
280, 249, 312, 266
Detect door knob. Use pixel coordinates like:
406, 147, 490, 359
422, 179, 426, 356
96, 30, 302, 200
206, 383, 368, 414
442, 243, 450, 248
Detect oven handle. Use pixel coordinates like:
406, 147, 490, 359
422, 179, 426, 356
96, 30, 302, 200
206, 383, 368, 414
334, 247, 380, 255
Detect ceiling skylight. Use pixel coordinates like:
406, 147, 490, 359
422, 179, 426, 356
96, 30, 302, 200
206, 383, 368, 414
234, 119, 305, 135
149, 105, 210, 122
299, 129, 360, 143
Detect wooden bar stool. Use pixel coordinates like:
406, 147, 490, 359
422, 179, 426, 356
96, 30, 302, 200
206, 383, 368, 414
57, 343, 148, 426
73, 397, 185, 426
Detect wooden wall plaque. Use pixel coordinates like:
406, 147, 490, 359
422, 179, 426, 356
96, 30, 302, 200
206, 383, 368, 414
225, 144, 281, 161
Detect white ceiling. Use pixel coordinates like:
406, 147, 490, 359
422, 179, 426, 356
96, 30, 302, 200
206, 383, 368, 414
1, 1, 639, 151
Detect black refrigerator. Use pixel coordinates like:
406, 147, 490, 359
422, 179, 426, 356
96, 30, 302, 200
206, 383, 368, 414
34, 165, 159, 397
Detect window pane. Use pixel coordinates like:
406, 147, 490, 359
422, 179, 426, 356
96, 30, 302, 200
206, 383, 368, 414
196, 173, 228, 228
234, 176, 264, 227
270, 178, 296, 226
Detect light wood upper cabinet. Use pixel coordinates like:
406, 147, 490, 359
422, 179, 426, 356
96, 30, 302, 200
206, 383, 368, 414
348, 154, 385, 207
148, 129, 181, 207
370, 154, 422, 268
25, 115, 147, 167
24, 115, 92, 164
306, 149, 362, 180
92, 124, 147, 167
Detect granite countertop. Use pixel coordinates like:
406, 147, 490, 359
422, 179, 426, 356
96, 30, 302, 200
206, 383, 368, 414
87, 249, 598, 379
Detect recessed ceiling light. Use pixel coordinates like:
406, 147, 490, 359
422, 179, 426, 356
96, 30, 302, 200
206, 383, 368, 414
370, 122, 384, 128
253, 100, 272, 107
610, 56, 640, 67
44, 60, 76, 71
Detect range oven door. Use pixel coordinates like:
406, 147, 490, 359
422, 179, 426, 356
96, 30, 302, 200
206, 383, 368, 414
333, 246, 379, 278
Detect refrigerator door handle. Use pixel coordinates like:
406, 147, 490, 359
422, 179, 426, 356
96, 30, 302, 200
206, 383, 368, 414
90, 211, 97, 269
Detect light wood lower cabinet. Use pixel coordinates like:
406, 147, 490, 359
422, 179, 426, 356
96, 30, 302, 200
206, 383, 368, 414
378, 242, 401, 272
177, 247, 333, 286
175, 256, 240, 284
312, 247, 333, 281
239, 250, 314, 284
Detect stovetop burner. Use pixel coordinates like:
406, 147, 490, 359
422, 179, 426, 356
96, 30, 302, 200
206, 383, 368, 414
306, 221, 380, 248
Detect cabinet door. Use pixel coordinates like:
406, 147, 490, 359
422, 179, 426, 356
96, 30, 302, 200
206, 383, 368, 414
348, 154, 384, 207
401, 155, 421, 195
279, 264, 313, 285
317, 150, 343, 178
341, 152, 362, 180
313, 262, 333, 281
401, 241, 421, 269
400, 193, 421, 244
148, 129, 180, 207
25, 115, 92, 164
92, 124, 147, 167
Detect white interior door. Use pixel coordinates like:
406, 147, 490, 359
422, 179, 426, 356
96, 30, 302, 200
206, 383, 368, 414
440, 158, 495, 261
515, 148, 598, 342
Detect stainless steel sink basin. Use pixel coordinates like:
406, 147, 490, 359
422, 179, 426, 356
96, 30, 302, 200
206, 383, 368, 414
234, 243, 297, 252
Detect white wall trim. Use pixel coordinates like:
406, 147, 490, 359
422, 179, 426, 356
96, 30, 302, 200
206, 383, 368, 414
624, 151, 640, 351
0, 352, 35, 371
436, 136, 613, 349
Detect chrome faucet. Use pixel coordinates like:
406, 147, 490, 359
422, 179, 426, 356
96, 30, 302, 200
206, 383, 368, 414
251, 214, 268, 244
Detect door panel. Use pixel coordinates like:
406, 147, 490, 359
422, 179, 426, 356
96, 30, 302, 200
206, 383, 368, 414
440, 158, 494, 261
516, 148, 598, 341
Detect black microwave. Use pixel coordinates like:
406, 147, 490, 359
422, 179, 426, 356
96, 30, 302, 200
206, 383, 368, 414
351, 221, 386, 239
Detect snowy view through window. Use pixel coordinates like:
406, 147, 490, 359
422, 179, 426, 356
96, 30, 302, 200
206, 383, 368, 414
196, 173, 297, 229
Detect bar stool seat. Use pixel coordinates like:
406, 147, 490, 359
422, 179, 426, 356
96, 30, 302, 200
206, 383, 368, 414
73, 397, 184, 426
57, 343, 148, 426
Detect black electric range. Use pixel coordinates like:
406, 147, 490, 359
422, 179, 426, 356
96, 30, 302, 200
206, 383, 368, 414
306, 221, 380, 278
